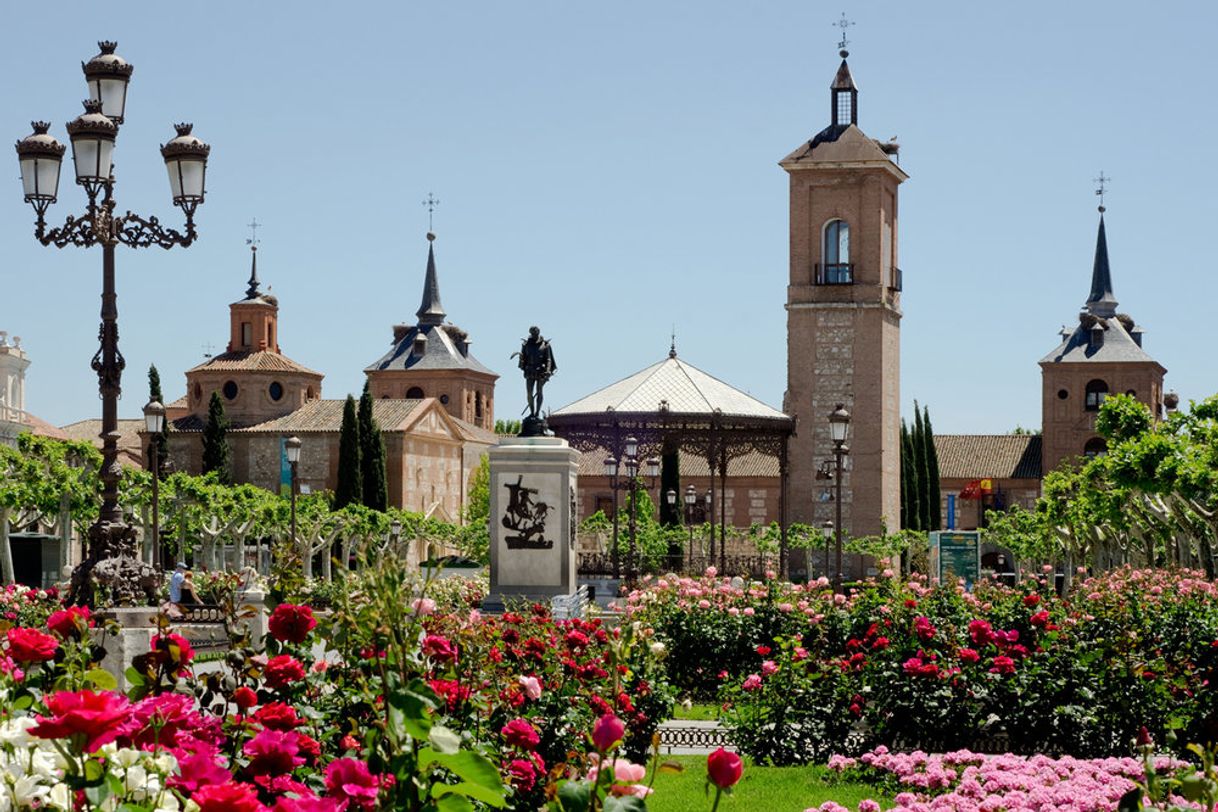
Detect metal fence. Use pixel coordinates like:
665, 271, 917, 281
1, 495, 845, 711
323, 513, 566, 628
577, 552, 779, 580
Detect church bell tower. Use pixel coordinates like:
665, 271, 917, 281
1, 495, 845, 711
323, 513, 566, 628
783, 45, 907, 542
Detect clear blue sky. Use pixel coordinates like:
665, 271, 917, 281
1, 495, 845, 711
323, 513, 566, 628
4, 2, 1214, 433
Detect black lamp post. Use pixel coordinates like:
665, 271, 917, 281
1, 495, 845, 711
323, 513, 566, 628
828, 403, 851, 593
704, 488, 713, 569
605, 436, 659, 588
665, 488, 677, 569
142, 399, 164, 571
820, 520, 833, 580
16, 42, 209, 607
285, 436, 302, 551
683, 485, 697, 569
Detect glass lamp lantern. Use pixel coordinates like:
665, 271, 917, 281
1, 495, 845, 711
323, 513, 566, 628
624, 436, 639, 459
65, 100, 117, 195
15, 121, 65, 210
603, 457, 617, 477
666, 488, 677, 506
285, 436, 302, 465
821, 520, 834, 540
828, 403, 851, 444
82, 42, 133, 124
160, 123, 210, 210
142, 400, 165, 434
646, 458, 661, 479
684, 485, 697, 506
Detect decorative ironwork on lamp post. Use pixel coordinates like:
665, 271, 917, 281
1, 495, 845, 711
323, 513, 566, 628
820, 520, 833, 580
604, 436, 659, 588
828, 403, 851, 594
16, 42, 210, 607
142, 399, 164, 571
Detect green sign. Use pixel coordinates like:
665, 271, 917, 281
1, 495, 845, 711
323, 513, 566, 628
930, 531, 981, 589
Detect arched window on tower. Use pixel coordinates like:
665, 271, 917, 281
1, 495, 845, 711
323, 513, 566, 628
820, 220, 852, 284
1084, 437, 1108, 458
406, 386, 424, 399
1084, 379, 1109, 412
475, 392, 483, 422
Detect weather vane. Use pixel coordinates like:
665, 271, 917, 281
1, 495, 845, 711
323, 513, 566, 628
834, 12, 855, 54
246, 217, 261, 249
422, 193, 440, 231
1093, 172, 1109, 212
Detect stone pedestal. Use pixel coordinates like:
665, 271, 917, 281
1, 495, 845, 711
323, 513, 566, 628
95, 608, 231, 691
483, 436, 579, 611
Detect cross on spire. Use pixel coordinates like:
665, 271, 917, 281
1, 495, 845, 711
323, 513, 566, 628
245, 217, 262, 299
246, 217, 261, 248
1093, 172, 1110, 212
422, 193, 440, 232
834, 12, 855, 55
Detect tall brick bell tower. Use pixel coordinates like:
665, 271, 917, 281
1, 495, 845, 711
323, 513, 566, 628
782, 46, 908, 547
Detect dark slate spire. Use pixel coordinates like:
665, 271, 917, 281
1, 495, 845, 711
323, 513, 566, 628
244, 244, 261, 299
416, 232, 446, 326
1085, 213, 1119, 318
830, 48, 858, 128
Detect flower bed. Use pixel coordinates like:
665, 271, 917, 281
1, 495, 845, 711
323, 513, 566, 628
627, 567, 1218, 762
822, 746, 1195, 812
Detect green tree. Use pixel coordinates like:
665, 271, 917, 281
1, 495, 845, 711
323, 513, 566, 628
201, 392, 231, 484
459, 455, 491, 562
334, 394, 363, 509
147, 364, 170, 477
358, 381, 388, 511
659, 444, 680, 527
912, 403, 932, 532
922, 403, 942, 530
900, 420, 913, 529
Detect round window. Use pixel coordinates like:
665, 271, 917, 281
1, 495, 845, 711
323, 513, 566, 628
406, 386, 425, 399
222, 380, 239, 400
1057, 389, 1068, 400
439, 394, 450, 405
269, 381, 284, 401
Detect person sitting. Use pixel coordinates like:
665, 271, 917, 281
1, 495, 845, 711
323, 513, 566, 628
168, 563, 186, 606
180, 569, 202, 604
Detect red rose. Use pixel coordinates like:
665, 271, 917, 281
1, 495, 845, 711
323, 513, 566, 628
422, 634, 457, 663
268, 604, 317, 645
989, 655, 1016, 675
707, 747, 743, 789
501, 718, 540, 751
324, 758, 381, 809
591, 713, 625, 753
506, 758, 537, 793
255, 702, 303, 730
755, 645, 771, 656
1023, 594, 1041, 607
1030, 610, 1050, 628
151, 632, 195, 674
871, 636, 890, 650
30, 689, 131, 753
244, 728, 305, 775
233, 686, 258, 711
168, 747, 234, 793
47, 606, 92, 638
7, 627, 58, 663
190, 782, 266, 812
957, 648, 980, 664
263, 655, 306, 689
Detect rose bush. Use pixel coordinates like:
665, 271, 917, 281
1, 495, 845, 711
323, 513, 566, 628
628, 566, 1218, 762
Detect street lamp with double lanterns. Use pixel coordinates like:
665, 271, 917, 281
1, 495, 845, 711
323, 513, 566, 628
820, 519, 833, 580
683, 485, 698, 569
16, 41, 209, 607
142, 400, 165, 570
604, 436, 660, 588
828, 403, 851, 593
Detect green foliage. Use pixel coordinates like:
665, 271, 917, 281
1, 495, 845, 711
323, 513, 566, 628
456, 455, 490, 563
359, 381, 388, 511
335, 394, 363, 509
900, 404, 942, 532
494, 419, 522, 435
201, 392, 231, 484
922, 404, 942, 530
900, 419, 921, 530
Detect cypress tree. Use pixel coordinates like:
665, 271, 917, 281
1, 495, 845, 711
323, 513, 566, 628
147, 364, 170, 477
923, 404, 942, 531
911, 403, 928, 531
335, 394, 363, 509
201, 392, 231, 484
358, 381, 388, 511
901, 423, 911, 530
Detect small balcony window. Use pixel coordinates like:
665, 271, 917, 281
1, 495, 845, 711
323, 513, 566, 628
1084, 379, 1109, 412
819, 219, 852, 284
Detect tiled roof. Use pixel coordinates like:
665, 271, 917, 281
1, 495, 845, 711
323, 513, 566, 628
235, 399, 423, 434
60, 418, 144, 451
1039, 314, 1159, 366
365, 323, 496, 376
934, 434, 1042, 481
576, 447, 780, 478
21, 413, 68, 440
552, 355, 789, 422
451, 416, 499, 446
188, 350, 322, 377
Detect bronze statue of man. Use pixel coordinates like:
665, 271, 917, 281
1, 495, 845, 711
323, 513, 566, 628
515, 326, 556, 428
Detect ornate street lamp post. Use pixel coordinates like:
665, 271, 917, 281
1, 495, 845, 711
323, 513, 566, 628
828, 404, 851, 593
704, 488, 713, 569
820, 520, 833, 580
16, 42, 209, 607
142, 399, 165, 570
285, 437, 302, 553
683, 485, 697, 569
605, 437, 659, 589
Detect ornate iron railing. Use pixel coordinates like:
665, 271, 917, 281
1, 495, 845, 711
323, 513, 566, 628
658, 725, 733, 751
577, 553, 779, 580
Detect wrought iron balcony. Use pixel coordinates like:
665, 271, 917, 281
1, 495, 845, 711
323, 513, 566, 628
815, 262, 854, 285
